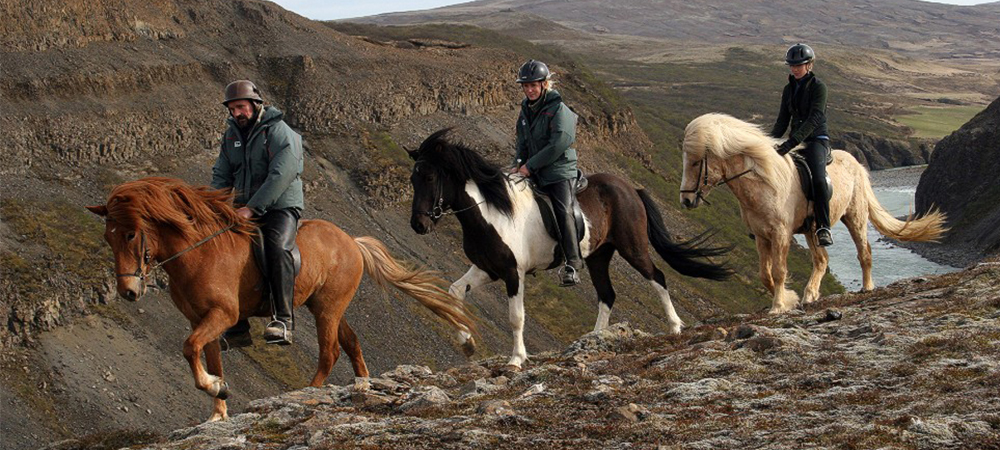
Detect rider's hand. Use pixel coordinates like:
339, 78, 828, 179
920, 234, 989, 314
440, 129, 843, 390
236, 207, 254, 219
517, 165, 530, 176
775, 140, 797, 156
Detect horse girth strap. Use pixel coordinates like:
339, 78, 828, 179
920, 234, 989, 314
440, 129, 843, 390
116, 224, 235, 281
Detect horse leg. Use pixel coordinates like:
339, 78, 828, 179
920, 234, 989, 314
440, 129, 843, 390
618, 245, 684, 334
768, 235, 800, 314
306, 298, 344, 388
337, 318, 369, 378
843, 210, 874, 292
449, 265, 491, 356
204, 340, 228, 422
755, 236, 775, 294
504, 272, 528, 370
801, 231, 829, 304
585, 246, 617, 332
183, 308, 236, 406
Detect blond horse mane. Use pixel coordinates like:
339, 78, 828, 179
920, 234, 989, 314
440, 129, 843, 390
683, 113, 792, 192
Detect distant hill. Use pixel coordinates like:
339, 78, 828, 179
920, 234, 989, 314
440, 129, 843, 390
357, 0, 1000, 60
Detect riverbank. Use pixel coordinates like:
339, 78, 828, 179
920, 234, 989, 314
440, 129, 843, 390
869, 165, 979, 268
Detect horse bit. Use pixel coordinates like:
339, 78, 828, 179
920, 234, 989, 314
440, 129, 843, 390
679, 154, 752, 205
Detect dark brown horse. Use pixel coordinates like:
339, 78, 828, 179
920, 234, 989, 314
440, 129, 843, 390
87, 177, 476, 422
408, 129, 731, 370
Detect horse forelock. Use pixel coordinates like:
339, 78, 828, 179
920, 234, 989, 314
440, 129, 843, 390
106, 177, 255, 238
415, 131, 514, 217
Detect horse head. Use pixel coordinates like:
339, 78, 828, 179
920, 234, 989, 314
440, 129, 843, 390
87, 196, 157, 302
408, 129, 462, 235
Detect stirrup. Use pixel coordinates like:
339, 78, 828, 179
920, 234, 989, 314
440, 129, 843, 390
558, 265, 580, 287
263, 320, 293, 345
816, 228, 833, 247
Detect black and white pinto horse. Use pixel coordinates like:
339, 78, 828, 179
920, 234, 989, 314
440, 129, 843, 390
408, 129, 732, 370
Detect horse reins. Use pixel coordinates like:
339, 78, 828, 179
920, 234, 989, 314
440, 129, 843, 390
116, 224, 235, 285
415, 162, 486, 219
680, 154, 753, 205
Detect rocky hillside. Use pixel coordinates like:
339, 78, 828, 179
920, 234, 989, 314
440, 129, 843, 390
1, 0, 784, 448
43, 258, 1000, 449
914, 95, 1000, 266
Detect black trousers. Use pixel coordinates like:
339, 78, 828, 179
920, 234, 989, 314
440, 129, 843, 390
801, 139, 832, 230
539, 179, 582, 269
260, 208, 299, 325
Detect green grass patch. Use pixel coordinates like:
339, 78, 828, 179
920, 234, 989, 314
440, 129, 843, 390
896, 105, 985, 139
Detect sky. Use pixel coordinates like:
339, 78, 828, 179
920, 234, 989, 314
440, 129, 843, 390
270, 0, 996, 21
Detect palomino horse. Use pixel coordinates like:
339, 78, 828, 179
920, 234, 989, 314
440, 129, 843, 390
86, 177, 476, 422
680, 113, 947, 313
408, 129, 732, 370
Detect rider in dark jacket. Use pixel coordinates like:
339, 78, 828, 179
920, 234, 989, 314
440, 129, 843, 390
771, 44, 834, 247
512, 60, 583, 286
213, 80, 304, 345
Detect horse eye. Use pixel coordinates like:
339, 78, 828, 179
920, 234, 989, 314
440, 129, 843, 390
126, 232, 136, 242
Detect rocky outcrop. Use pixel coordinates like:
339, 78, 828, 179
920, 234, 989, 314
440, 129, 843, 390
52, 262, 1000, 450
914, 95, 1000, 265
834, 132, 932, 170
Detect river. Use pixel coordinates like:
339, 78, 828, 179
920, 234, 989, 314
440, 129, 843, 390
792, 165, 960, 291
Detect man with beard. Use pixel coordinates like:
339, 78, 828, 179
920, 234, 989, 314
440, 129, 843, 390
212, 79, 304, 346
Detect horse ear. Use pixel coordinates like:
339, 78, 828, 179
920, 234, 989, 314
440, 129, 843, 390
405, 145, 419, 161
86, 205, 108, 216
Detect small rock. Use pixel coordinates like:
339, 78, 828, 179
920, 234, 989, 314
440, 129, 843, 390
519, 383, 545, 399
584, 384, 613, 403
477, 400, 512, 415
817, 309, 843, 323
398, 386, 450, 414
610, 403, 648, 422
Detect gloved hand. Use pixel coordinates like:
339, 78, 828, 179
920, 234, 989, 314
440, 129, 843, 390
775, 140, 797, 156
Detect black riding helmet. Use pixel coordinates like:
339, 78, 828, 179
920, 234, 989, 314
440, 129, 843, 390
785, 43, 815, 66
516, 60, 550, 83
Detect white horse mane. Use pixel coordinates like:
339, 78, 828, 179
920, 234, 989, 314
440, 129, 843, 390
683, 113, 792, 191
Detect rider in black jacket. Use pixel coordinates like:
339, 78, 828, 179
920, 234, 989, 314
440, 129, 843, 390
771, 43, 834, 247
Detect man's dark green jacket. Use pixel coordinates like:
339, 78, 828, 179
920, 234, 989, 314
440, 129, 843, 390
211, 106, 304, 215
770, 72, 829, 144
514, 89, 578, 186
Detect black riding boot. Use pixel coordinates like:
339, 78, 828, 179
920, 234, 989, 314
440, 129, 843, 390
542, 179, 583, 286
803, 140, 833, 246
260, 208, 299, 345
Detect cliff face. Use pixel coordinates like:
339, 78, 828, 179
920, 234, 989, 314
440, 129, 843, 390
835, 132, 932, 170
915, 95, 1000, 264
46, 260, 1000, 450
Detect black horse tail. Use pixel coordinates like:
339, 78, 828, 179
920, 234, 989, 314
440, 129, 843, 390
637, 189, 733, 281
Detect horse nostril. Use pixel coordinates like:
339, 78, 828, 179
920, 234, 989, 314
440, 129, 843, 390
124, 290, 137, 302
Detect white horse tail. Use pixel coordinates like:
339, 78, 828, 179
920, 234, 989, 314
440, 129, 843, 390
860, 172, 949, 242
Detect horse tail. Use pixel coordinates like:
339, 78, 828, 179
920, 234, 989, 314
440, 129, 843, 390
353, 236, 478, 337
637, 189, 734, 280
859, 171, 948, 242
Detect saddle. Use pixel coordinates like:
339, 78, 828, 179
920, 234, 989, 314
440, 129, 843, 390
791, 151, 834, 233
251, 227, 302, 314
531, 171, 587, 269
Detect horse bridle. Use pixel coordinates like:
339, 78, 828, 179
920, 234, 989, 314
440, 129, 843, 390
116, 224, 234, 285
679, 154, 753, 205
414, 162, 484, 220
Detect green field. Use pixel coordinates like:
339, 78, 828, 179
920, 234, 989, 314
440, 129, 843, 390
896, 105, 985, 138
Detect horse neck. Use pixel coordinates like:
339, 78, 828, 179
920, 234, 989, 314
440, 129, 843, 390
718, 151, 792, 212
452, 178, 517, 233
153, 225, 249, 279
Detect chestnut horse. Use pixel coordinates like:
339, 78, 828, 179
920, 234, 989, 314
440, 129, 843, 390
87, 177, 476, 422
680, 113, 947, 313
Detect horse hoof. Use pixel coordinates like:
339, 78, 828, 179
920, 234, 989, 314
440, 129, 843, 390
461, 339, 477, 357
216, 382, 230, 400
